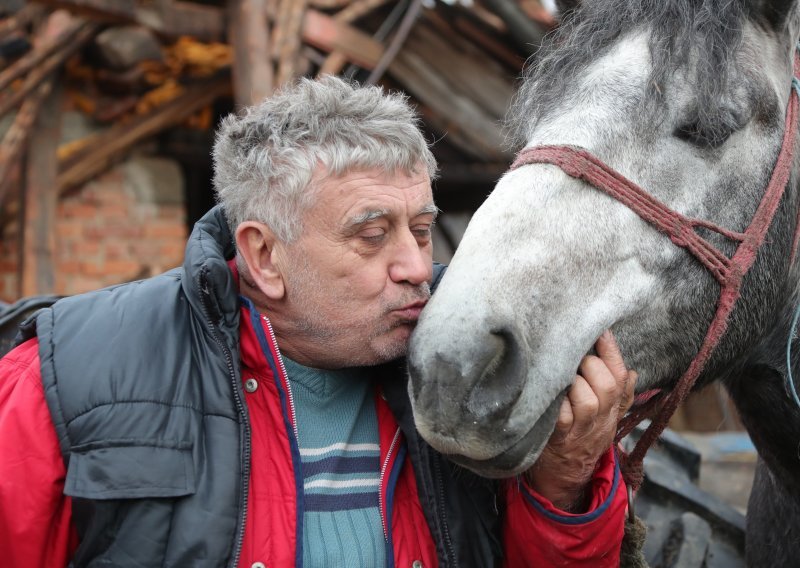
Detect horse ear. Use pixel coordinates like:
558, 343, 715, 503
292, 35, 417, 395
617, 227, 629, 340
554, 0, 580, 18
759, 0, 798, 29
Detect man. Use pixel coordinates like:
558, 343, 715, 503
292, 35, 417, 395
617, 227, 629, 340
0, 76, 633, 567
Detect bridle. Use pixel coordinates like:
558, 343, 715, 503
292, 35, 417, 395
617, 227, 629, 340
509, 49, 800, 491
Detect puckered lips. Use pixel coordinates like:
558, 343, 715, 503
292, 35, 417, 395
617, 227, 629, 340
392, 300, 428, 321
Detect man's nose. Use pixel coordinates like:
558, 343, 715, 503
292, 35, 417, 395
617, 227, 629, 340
389, 231, 431, 285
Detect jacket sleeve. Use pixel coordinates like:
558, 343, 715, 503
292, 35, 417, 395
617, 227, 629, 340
0, 338, 78, 567
502, 447, 626, 567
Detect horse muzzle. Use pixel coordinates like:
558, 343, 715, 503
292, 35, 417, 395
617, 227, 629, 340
408, 322, 560, 475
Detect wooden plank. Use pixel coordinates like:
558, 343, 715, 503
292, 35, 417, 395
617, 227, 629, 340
275, 0, 306, 85
0, 79, 54, 208
21, 83, 62, 296
58, 76, 231, 194
404, 21, 514, 119
481, 0, 546, 55
29, 0, 138, 22
271, 0, 292, 60
228, 0, 273, 106
365, 0, 422, 85
317, 51, 347, 76
308, 0, 352, 7
0, 12, 67, 206
444, 14, 524, 70
0, 23, 97, 119
390, 45, 509, 161
29, 0, 225, 40
336, 0, 391, 22
318, 0, 391, 76
0, 5, 43, 40
163, 1, 226, 41
0, 16, 86, 94
302, 9, 383, 70
265, 0, 279, 21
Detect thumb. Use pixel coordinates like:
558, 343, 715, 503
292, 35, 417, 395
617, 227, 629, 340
595, 330, 628, 385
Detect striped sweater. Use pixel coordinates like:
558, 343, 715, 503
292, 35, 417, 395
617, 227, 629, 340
283, 357, 386, 568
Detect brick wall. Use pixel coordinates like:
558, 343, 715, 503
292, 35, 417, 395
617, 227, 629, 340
0, 155, 188, 303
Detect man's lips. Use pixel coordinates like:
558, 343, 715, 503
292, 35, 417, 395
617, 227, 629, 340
392, 300, 427, 320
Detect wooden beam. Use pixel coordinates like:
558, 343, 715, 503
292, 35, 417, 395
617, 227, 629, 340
365, 0, 422, 85
302, 9, 383, 70
0, 5, 43, 40
481, 0, 546, 55
388, 24, 512, 161
228, 0, 273, 106
58, 76, 231, 194
318, 0, 392, 76
29, 0, 225, 40
21, 83, 62, 296
0, 17, 87, 94
0, 12, 69, 207
308, 0, 352, 7
0, 80, 54, 210
275, 0, 307, 85
336, 0, 391, 22
455, 21, 523, 70
0, 23, 97, 119
404, 22, 514, 119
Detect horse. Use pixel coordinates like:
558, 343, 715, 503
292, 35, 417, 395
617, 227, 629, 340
407, 0, 800, 564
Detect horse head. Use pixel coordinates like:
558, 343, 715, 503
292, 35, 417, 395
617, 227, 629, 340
408, 0, 800, 479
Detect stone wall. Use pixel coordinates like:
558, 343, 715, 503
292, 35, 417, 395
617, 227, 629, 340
0, 155, 188, 302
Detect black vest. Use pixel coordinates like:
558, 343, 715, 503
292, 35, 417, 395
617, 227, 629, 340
19, 206, 503, 567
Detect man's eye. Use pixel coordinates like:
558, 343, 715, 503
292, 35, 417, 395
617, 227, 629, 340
413, 225, 433, 239
360, 229, 386, 243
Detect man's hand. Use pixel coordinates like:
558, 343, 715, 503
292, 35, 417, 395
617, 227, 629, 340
525, 330, 636, 511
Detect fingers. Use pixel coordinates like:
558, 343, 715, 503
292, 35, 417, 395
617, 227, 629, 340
578, 354, 619, 418
595, 330, 628, 385
620, 370, 637, 414
566, 375, 598, 436
553, 396, 574, 440
558, 332, 638, 442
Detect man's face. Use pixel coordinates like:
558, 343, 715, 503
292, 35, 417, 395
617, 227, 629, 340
275, 167, 437, 368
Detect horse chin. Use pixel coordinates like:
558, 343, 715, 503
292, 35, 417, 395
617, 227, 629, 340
435, 390, 565, 479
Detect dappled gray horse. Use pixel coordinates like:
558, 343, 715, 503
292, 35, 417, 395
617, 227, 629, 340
408, 0, 800, 564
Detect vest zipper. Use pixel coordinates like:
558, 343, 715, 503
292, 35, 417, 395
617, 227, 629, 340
261, 315, 299, 440
379, 428, 402, 541
198, 275, 251, 568
380, 427, 402, 568
433, 454, 457, 566
260, 313, 304, 567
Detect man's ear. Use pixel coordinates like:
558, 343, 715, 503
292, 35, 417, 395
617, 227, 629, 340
235, 221, 285, 301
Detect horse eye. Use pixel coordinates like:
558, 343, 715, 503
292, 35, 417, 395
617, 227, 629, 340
673, 108, 744, 150
673, 122, 731, 149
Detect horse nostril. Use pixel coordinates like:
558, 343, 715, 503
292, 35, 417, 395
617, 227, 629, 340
466, 327, 527, 422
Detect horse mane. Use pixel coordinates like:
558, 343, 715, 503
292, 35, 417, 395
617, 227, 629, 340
507, 0, 754, 147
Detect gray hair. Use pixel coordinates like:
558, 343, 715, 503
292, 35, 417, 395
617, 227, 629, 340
213, 75, 438, 242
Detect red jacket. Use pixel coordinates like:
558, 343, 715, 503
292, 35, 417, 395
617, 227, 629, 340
0, 303, 626, 567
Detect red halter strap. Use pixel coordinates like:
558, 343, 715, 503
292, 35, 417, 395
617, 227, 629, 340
509, 52, 800, 490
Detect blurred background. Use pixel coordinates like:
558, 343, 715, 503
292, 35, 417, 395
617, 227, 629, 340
0, 0, 755, 514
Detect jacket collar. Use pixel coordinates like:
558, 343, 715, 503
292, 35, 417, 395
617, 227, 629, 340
181, 205, 240, 348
